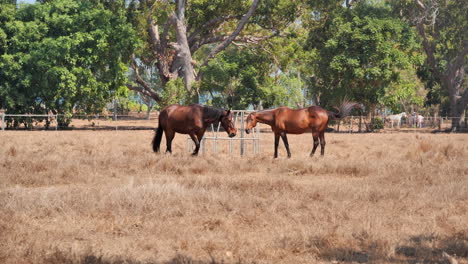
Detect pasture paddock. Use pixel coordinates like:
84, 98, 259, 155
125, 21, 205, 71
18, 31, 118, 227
0, 131, 467, 264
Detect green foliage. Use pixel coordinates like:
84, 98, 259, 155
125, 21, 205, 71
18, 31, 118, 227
200, 47, 268, 109
263, 71, 306, 108
200, 45, 307, 109
305, 1, 423, 110
0, 0, 16, 5
0, 0, 138, 126
1, 0, 459, 121
391, 0, 467, 119
380, 69, 426, 112
157, 78, 189, 110
372, 117, 384, 130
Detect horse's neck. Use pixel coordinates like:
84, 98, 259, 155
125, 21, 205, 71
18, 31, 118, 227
255, 110, 275, 126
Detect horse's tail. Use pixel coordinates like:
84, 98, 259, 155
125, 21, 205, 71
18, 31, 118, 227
328, 101, 362, 120
152, 121, 164, 153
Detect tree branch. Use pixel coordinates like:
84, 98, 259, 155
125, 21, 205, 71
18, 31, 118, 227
414, 0, 426, 10
188, 15, 240, 43
458, 87, 468, 110
128, 58, 162, 101
416, 20, 439, 78
176, 0, 186, 20
198, 0, 260, 70
160, 16, 173, 55
147, 16, 160, 53
447, 40, 468, 81
346, 0, 360, 8
127, 84, 161, 101
147, 15, 173, 82
191, 30, 281, 54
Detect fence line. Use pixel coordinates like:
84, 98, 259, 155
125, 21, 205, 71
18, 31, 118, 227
185, 110, 260, 156
0, 112, 466, 132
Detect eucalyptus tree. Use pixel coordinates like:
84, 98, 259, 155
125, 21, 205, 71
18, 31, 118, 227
125, 0, 301, 103
392, 0, 467, 131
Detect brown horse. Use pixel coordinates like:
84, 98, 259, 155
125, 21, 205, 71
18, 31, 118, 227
153, 104, 237, 155
245, 102, 360, 158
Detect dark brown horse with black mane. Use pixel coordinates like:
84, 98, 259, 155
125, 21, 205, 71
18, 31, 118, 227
153, 104, 237, 155
245, 102, 361, 158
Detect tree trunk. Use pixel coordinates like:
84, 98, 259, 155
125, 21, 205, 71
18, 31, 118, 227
130, 0, 262, 105
358, 115, 362, 133
146, 106, 151, 120
113, 98, 118, 121
413, 7, 467, 132
446, 77, 467, 131
171, 1, 196, 96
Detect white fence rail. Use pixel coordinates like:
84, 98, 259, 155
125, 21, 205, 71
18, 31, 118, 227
1, 113, 59, 131
0, 112, 465, 132
186, 110, 261, 156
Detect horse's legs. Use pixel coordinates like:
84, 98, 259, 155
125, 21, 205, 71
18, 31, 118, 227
165, 130, 175, 154
280, 132, 291, 158
274, 133, 280, 158
319, 131, 326, 156
196, 131, 205, 154
309, 131, 320, 157
189, 133, 201, 156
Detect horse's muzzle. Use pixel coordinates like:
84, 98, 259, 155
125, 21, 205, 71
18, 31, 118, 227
245, 129, 250, 134
229, 132, 236, 138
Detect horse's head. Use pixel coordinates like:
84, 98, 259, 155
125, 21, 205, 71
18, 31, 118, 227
220, 110, 236, 138
401, 112, 407, 118
245, 113, 257, 134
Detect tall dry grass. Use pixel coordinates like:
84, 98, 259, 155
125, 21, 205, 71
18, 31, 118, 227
0, 131, 467, 264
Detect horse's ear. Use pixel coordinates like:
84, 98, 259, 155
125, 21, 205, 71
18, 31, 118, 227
226, 109, 231, 115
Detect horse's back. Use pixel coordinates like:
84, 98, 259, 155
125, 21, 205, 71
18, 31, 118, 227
273, 106, 328, 133
159, 104, 203, 133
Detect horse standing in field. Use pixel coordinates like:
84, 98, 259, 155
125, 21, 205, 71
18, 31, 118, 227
409, 113, 424, 128
386, 112, 407, 128
153, 104, 237, 155
245, 102, 361, 158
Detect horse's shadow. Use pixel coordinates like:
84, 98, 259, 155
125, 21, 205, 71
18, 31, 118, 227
41, 231, 468, 264
46, 251, 254, 264
314, 231, 467, 263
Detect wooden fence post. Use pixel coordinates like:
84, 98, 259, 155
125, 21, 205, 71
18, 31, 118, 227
358, 115, 362, 132
1, 113, 5, 131
240, 111, 245, 156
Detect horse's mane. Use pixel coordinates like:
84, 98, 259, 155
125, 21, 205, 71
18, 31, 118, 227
202, 105, 225, 122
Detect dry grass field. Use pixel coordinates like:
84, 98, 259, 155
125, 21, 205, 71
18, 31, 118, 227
0, 130, 467, 264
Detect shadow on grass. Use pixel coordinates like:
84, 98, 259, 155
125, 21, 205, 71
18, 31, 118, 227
314, 231, 467, 263
393, 231, 468, 264
45, 251, 256, 264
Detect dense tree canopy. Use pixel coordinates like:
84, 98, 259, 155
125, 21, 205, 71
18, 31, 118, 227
0, 0, 137, 125
305, 2, 423, 113
125, 0, 302, 102
0, 0, 466, 130
391, 0, 467, 130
